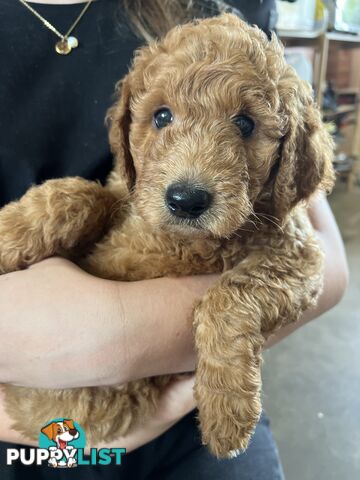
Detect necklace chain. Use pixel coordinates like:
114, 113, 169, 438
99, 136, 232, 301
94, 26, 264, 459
18, 0, 94, 54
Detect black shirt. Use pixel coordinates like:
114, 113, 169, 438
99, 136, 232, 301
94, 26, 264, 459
0, 0, 141, 206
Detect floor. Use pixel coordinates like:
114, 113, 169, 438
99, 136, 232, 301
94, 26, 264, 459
262, 182, 360, 480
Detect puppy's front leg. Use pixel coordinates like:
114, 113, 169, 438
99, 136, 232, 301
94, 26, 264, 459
0, 177, 119, 274
194, 240, 323, 458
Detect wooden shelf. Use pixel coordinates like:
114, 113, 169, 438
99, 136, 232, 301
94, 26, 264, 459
335, 88, 360, 95
279, 30, 360, 45
278, 27, 325, 40
323, 105, 357, 117
279, 25, 360, 190
326, 32, 360, 44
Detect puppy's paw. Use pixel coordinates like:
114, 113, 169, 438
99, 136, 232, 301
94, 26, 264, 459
195, 383, 260, 458
48, 457, 58, 468
203, 425, 252, 459
67, 457, 77, 468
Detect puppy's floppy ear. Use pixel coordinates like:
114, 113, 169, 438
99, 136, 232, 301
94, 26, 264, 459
270, 65, 335, 222
41, 422, 56, 440
64, 419, 76, 430
107, 74, 136, 191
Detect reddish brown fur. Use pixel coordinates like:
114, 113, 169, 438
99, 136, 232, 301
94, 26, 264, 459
0, 14, 334, 458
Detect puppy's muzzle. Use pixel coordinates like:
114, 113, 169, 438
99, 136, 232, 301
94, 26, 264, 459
166, 183, 212, 219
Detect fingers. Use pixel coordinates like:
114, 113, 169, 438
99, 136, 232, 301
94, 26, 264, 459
155, 374, 196, 424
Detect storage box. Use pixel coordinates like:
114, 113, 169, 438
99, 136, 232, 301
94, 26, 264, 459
276, 0, 316, 31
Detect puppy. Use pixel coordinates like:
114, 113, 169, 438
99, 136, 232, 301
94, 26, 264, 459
41, 419, 79, 467
0, 13, 334, 458
41, 419, 79, 450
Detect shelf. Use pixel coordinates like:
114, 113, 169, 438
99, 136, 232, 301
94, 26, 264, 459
278, 18, 328, 40
323, 105, 357, 117
279, 30, 360, 45
326, 32, 360, 43
335, 88, 360, 95
278, 27, 325, 40
279, 22, 360, 191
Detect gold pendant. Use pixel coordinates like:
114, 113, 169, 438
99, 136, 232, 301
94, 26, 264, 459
55, 36, 79, 55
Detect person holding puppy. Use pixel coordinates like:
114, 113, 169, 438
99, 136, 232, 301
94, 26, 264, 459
0, 1, 348, 479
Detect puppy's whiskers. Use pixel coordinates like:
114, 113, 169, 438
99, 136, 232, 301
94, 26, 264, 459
232, 228, 253, 237
245, 216, 259, 231
252, 211, 284, 232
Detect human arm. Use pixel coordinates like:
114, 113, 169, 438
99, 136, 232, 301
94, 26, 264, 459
0, 257, 215, 389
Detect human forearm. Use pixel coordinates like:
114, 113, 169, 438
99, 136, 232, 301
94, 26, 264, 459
114, 274, 216, 381
0, 258, 128, 388
0, 257, 214, 388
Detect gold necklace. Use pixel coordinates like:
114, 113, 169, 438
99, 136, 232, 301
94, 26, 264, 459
18, 0, 94, 55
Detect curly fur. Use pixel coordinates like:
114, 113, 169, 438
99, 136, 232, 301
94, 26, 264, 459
0, 14, 334, 458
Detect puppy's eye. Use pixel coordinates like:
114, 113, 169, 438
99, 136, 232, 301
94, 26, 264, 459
232, 114, 255, 138
153, 108, 173, 129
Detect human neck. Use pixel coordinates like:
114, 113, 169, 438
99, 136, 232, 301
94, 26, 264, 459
25, 0, 94, 4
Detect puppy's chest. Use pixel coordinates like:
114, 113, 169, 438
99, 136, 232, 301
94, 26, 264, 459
82, 217, 247, 281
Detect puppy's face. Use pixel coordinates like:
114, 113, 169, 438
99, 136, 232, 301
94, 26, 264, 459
127, 55, 281, 239
108, 14, 334, 238
41, 419, 79, 444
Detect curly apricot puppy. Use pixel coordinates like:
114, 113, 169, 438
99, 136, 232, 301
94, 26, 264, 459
0, 13, 334, 458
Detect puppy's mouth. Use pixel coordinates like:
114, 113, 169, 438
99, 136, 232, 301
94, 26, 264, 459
59, 439, 67, 449
162, 204, 235, 239
165, 214, 208, 231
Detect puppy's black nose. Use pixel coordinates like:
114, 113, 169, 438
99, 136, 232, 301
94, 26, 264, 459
69, 429, 78, 436
166, 183, 211, 219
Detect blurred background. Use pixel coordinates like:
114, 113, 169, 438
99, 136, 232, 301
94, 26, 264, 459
256, 1, 360, 479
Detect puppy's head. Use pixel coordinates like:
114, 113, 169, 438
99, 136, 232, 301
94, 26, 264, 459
108, 13, 334, 238
41, 419, 78, 442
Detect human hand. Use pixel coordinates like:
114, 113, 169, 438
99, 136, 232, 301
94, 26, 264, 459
0, 257, 125, 388
0, 256, 217, 388
92, 374, 196, 453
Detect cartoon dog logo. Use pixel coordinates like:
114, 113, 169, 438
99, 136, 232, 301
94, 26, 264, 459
41, 419, 80, 468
